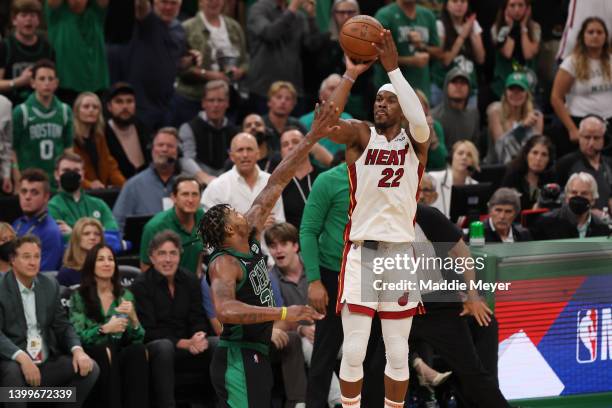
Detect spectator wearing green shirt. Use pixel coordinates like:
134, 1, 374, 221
416, 89, 447, 170
139, 175, 205, 275
374, 0, 441, 100
69, 243, 148, 408
45, 0, 109, 105
49, 153, 118, 235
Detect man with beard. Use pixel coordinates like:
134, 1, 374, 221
105, 82, 151, 179
12, 168, 63, 271
113, 127, 181, 233
532, 172, 610, 240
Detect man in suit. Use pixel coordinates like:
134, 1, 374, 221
484, 187, 532, 243
0, 235, 99, 407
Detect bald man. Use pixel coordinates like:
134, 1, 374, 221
556, 116, 612, 210
201, 132, 286, 224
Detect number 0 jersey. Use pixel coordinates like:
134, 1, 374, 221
347, 127, 423, 243
208, 240, 274, 350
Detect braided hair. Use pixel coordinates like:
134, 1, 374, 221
198, 204, 231, 251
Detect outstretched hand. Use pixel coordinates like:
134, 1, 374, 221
310, 101, 340, 140
373, 30, 399, 72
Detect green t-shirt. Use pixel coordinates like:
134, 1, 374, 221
44, 1, 109, 92
374, 4, 439, 99
140, 208, 205, 274
48, 191, 118, 231
13, 93, 73, 183
300, 163, 349, 281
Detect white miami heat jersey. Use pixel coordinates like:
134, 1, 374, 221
347, 127, 424, 243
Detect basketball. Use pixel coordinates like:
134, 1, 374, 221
339, 15, 384, 61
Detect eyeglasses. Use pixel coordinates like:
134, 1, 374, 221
334, 10, 357, 16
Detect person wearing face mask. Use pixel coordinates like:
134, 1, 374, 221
531, 172, 610, 240
0, 222, 16, 276
48, 153, 119, 239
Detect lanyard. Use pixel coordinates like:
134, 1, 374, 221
292, 174, 312, 204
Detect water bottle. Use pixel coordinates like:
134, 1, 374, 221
469, 221, 485, 247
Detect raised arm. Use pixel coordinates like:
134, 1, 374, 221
245, 101, 340, 233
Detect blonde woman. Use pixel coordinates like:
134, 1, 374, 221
487, 71, 543, 163
551, 17, 612, 157
0, 223, 16, 275
57, 217, 104, 286
73, 92, 126, 189
429, 140, 480, 218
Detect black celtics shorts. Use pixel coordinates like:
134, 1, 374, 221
210, 341, 273, 408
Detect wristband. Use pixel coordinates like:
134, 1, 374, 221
342, 74, 355, 84
280, 306, 287, 321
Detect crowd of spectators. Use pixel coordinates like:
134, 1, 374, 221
0, 0, 612, 406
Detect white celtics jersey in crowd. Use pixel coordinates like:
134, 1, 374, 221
346, 126, 423, 243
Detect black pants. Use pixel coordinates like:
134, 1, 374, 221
305, 266, 385, 408
84, 343, 149, 408
0, 354, 100, 408
410, 303, 510, 408
146, 338, 215, 408
270, 331, 307, 407
210, 344, 272, 408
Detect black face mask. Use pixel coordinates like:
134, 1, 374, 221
0, 241, 14, 262
568, 196, 591, 215
60, 170, 81, 193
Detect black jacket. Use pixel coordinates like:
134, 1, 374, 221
131, 267, 210, 345
105, 119, 152, 179
484, 221, 532, 243
531, 208, 610, 240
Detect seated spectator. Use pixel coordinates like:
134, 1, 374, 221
0, 222, 16, 275
0, 94, 12, 193
551, 17, 612, 157
263, 81, 308, 152
532, 172, 610, 240
430, 140, 479, 218
246, 0, 323, 115
201, 133, 285, 224
48, 153, 119, 236
13, 59, 73, 188
140, 176, 204, 274
69, 243, 148, 408
300, 73, 350, 169
265, 222, 341, 408
430, 0, 485, 107
113, 127, 181, 232
179, 80, 239, 186
57, 217, 104, 287
132, 230, 213, 408
0, 0, 55, 104
556, 117, 612, 211
431, 68, 479, 149
242, 113, 279, 172
104, 82, 150, 179
171, 0, 249, 126
416, 89, 448, 171
73, 92, 126, 189
485, 187, 532, 242
486, 72, 543, 164
419, 173, 439, 206
128, 0, 198, 131
0, 235, 99, 406
501, 134, 556, 210
490, 0, 540, 99
277, 128, 319, 230
13, 168, 63, 271
44, 0, 109, 105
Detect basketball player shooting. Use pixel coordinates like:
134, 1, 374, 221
321, 30, 430, 408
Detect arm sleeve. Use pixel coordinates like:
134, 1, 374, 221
200, 277, 216, 318
299, 175, 330, 282
179, 123, 197, 160
69, 292, 106, 347
387, 69, 429, 142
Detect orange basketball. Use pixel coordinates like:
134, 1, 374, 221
339, 15, 384, 61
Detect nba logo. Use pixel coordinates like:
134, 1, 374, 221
576, 309, 598, 363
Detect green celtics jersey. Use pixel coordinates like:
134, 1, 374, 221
374, 4, 439, 100
209, 240, 274, 350
12, 93, 73, 182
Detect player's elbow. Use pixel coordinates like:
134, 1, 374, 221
410, 124, 430, 143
